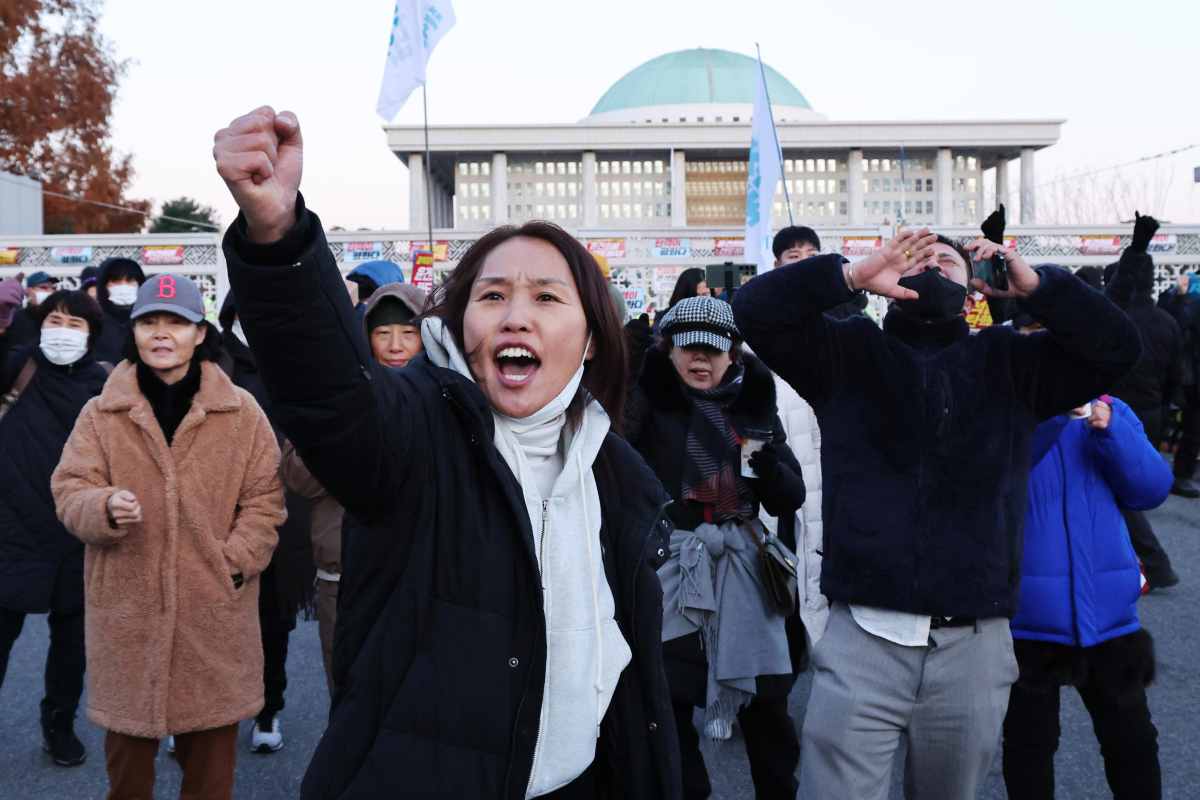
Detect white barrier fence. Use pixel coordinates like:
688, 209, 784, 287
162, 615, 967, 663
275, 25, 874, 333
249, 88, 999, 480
3, 225, 1198, 321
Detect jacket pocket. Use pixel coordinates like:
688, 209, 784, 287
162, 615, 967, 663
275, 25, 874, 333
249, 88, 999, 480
384, 598, 516, 754
84, 547, 132, 609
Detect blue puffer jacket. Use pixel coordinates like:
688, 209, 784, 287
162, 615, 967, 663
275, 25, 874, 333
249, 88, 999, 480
1011, 398, 1172, 647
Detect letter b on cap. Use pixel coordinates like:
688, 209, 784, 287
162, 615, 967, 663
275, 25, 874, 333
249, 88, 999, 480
157, 275, 177, 299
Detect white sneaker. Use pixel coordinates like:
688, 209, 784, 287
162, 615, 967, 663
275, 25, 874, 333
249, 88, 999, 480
165, 735, 176, 755
251, 716, 283, 753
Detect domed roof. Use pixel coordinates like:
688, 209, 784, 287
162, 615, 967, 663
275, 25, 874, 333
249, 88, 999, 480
589, 48, 811, 117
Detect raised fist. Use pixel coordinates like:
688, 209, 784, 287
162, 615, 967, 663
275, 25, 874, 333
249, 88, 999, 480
214, 106, 304, 244
1130, 211, 1160, 253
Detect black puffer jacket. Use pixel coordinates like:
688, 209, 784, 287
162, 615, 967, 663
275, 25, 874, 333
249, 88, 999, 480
0, 336, 108, 613
217, 294, 315, 622
1158, 287, 1200, 391
92, 257, 146, 364
225, 199, 681, 800
733, 255, 1140, 619
1106, 251, 1183, 429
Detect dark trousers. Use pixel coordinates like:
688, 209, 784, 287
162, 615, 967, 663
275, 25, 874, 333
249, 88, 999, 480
0, 605, 85, 716
105, 723, 239, 800
674, 696, 800, 800
1175, 393, 1200, 479
257, 567, 294, 720
1002, 678, 1161, 799
1123, 509, 1176, 583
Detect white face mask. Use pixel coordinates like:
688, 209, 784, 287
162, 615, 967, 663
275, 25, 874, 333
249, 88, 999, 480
108, 284, 138, 306
39, 327, 89, 366
33, 290, 52, 305
231, 319, 248, 348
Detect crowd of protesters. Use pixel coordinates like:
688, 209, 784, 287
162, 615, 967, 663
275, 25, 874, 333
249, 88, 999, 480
0, 104, 1194, 800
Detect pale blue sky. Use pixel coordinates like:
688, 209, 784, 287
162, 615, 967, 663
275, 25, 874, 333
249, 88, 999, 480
101, 0, 1200, 230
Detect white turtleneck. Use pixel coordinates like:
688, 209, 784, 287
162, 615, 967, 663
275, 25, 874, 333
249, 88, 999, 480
422, 319, 632, 798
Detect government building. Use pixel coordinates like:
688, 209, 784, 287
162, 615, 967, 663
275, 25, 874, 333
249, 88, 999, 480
385, 48, 1062, 234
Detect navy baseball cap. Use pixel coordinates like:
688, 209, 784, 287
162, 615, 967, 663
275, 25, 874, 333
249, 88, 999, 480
26, 271, 58, 288
131, 274, 206, 323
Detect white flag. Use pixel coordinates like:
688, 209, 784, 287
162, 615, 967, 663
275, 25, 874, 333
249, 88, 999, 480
376, 0, 456, 121
743, 58, 783, 275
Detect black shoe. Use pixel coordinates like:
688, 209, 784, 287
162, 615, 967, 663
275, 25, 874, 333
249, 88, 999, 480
1171, 478, 1200, 499
40, 706, 86, 767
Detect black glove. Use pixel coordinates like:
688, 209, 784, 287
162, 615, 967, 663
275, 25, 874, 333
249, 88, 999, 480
748, 443, 806, 513
981, 203, 1006, 245
1131, 211, 1160, 253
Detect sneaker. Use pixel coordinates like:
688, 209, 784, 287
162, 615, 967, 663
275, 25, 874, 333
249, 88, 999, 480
1171, 478, 1200, 499
40, 707, 86, 767
166, 735, 176, 755
251, 715, 283, 753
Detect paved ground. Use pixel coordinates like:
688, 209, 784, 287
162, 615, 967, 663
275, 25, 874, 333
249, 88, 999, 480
2, 496, 1196, 799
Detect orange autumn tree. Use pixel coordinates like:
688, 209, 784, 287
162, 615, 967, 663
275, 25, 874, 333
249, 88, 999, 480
0, 0, 150, 232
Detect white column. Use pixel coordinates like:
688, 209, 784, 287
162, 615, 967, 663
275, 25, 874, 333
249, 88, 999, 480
408, 153, 428, 232
847, 149, 865, 225
491, 152, 508, 226
581, 151, 598, 228
935, 148, 953, 226
671, 149, 687, 227
1020, 148, 1036, 223
995, 158, 1009, 211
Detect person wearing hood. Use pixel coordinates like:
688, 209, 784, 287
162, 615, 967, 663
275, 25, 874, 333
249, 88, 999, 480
280, 280, 427, 696
217, 294, 315, 755
1103, 213, 1183, 591
731, 226, 1140, 800
51, 273, 284, 800
625, 296, 806, 800
0, 284, 109, 768
1158, 272, 1200, 497
92, 257, 147, 364
344, 259, 404, 312
1003, 395, 1170, 800
215, 106, 681, 799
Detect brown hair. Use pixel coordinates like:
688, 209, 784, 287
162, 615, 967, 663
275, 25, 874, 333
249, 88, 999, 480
424, 221, 628, 431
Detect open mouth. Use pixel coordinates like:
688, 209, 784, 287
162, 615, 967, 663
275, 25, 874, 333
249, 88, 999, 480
495, 345, 541, 388
688, 367, 712, 382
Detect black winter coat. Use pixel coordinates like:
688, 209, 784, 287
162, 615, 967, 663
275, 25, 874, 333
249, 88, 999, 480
224, 200, 682, 800
1109, 294, 1182, 419
91, 258, 146, 364
216, 324, 315, 622
0, 337, 108, 613
1158, 288, 1199, 392
732, 255, 1141, 619
625, 347, 805, 532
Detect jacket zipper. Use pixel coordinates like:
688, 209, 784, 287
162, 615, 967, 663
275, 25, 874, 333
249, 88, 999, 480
525, 499, 551, 797
1057, 446, 1080, 643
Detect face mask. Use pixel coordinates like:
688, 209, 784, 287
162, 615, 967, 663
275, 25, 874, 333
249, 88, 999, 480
895, 270, 968, 322
231, 319, 248, 348
39, 327, 89, 366
33, 290, 52, 305
108, 284, 138, 306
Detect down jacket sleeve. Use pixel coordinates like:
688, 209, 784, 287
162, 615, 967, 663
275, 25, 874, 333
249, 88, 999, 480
223, 195, 414, 523
51, 400, 126, 546
280, 439, 327, 501
1087, 399, 1173, 512
221, 406, 286, 578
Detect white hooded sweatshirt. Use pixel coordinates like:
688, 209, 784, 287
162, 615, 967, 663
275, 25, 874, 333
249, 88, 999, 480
422, 318, 633, 798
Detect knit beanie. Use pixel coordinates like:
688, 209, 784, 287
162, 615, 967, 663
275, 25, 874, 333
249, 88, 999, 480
367, 297, 416, 332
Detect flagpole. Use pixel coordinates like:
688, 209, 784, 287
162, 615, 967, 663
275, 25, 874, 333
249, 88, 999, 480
422, 82, 435, 251
755, 43, 793, 226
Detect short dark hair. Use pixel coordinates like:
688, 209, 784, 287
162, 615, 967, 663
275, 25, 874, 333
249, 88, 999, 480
122, 319, 223, 365
935, 235, 974, 281
35, 290, 104, 348
772, 226, 821, 259
424, 221, 628, 431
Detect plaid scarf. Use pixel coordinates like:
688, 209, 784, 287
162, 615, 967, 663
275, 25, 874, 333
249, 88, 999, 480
680, 364, 755, 524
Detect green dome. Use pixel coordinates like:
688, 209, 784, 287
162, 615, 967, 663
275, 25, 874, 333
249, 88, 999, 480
590, 48, 811, 116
